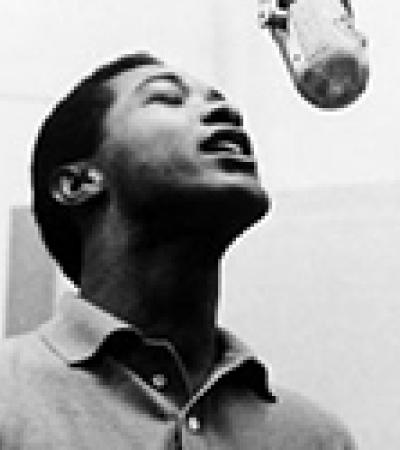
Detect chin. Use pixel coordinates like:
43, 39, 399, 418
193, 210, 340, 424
227, 183, 270, 228
210, 170, 269, 210
129, 171, 270, 244
197, 174, 271, 243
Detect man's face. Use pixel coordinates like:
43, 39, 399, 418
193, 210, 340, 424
100, 63, 269, 227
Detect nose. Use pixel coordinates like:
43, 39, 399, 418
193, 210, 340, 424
204, 88, 225, 103
199, 86, 244, 127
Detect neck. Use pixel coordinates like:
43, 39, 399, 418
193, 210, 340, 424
80, 210, 223, 389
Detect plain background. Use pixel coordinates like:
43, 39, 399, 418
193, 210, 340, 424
1, 1, 399, 449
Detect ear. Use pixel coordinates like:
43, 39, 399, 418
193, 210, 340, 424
50, 162, 105, 206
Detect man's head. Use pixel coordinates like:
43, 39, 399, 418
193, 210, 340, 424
32, 52, 269, 285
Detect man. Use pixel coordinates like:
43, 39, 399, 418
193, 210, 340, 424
0, 53, 355, 449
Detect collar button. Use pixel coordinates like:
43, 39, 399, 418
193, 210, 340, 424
187, 416, 201, 433
151, 373, 168, 390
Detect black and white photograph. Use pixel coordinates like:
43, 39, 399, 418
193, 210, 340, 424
0, 1, 398, 449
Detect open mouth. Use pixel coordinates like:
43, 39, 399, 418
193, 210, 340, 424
199, 129, 256, 174
199, 129, 253, 158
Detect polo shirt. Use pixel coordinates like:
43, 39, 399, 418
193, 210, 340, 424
0, 292, 356, 449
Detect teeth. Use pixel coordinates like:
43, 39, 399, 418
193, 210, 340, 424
200, 130, 252, 157
216, 140, 242, 154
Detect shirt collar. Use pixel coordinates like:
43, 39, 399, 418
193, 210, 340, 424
40, 291, 131, 364
208, 329, 276, 403
40, 291, 275, 400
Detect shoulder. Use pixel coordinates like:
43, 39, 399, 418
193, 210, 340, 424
0, 331, 48, 373
0, 332, 56, 444
268, 386, 357, 449
0, 331, 59, 401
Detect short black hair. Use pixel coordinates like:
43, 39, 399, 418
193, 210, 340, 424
32, 52, 161, 285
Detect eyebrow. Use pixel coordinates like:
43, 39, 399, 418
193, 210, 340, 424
135, 72, 188, 94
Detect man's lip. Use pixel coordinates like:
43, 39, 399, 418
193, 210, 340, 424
207, 152, 255, 162
202, 152, 257, 174
199, 128, 253, 157
216, 155, 257, 174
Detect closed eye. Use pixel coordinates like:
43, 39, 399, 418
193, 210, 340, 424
139, 74, 188, 107
144, 92, 184, 106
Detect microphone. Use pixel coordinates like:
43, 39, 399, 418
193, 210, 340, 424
259, 0, 369, 110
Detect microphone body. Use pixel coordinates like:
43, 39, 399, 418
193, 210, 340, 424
260, 0, 369, 109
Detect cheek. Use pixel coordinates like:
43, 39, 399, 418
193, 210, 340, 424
105, 128, 201, 196
122, 116, 200, 169
102, 107, 207, 200
107, 147, 205, 208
